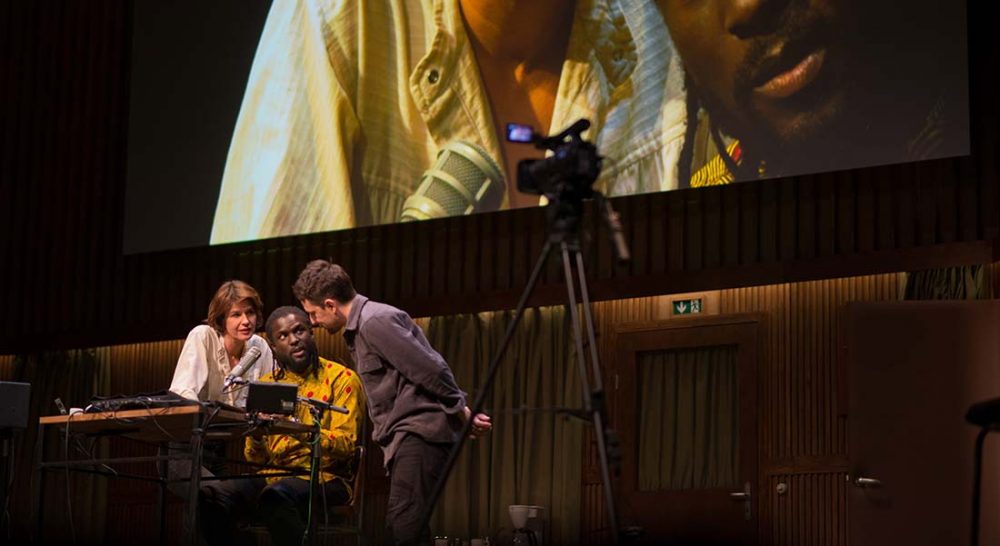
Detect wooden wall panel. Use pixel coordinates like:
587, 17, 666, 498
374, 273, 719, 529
0, 2, 998, 354
577, 274, 903, 543
0, 355, 14, 380
761, 471, 848, 546
581, 482, 610, 546
720, 277, 901, 545
721, 275, 904, 463
100, 340, 185, 543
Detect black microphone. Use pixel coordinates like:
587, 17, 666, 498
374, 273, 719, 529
224, 346, 262, 388
400, 140, 505, 221
966, 397, 1000, 427
298, 395, 349, 415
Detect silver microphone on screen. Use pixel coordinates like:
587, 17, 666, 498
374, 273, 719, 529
400, 140, 506, 221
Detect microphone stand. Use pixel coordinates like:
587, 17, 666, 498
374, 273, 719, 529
299, 399, 342, 546
297, 396, 349, 545
418, 188, 629, 543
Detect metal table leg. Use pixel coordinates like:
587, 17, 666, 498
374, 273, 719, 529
185, 415, 204, 546
32, 422, 46, 543
157, 442, 168, 546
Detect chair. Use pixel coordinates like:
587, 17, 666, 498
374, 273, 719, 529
315, 445, 366, 545
243, 445, 367, 546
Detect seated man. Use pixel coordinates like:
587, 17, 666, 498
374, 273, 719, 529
199, 306, 366, 546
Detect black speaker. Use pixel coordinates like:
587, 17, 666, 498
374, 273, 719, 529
0, 382, 31, 429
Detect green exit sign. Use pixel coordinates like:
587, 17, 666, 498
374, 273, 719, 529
672, 298, 703, 315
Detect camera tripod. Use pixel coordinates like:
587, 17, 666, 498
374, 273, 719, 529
420, 190, 629, 544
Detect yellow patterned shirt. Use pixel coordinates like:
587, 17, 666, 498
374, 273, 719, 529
690, 140, 742, 188
244, 356, 365, 492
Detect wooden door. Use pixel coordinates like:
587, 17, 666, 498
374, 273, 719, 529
846, 300, 1000, 546
615, 315, 760, 545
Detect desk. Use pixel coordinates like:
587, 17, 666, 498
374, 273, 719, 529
36, 405, 318, 546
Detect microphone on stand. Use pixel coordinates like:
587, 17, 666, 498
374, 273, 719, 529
400, 140, 505, 221
224, 346, 262, 389
298, 396, 349, 415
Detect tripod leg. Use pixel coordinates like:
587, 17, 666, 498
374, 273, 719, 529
418, 239, 556, 535
560, 242, 595, 413
560, 242, 621, 544
572, 248, 607, 399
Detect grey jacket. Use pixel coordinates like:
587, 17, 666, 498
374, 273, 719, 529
344, 294, 467, 465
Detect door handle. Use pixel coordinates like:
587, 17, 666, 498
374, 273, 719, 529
730, 482, 752, 520
853, 476, 882, 489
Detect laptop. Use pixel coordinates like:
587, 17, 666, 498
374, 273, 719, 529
246, 382, 298, 415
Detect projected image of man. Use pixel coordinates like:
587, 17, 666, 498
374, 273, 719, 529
659, 0, 969, 186
210, 0, 688, 244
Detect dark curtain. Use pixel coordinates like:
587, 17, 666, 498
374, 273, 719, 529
904, 265, 985, 300
423, 307, 582, 544
1, 349, 109, 545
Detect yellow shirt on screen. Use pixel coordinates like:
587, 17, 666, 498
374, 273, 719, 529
211, 0, 688, 244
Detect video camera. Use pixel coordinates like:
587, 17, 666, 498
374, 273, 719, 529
506, 118, 629, 263
507, 118, 602, 201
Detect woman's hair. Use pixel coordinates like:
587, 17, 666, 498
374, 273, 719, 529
205, 280, 264, 334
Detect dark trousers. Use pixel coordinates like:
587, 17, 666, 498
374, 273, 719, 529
200, 476, 349, 546
386, 434, 452, 546
166, 440, 227, 500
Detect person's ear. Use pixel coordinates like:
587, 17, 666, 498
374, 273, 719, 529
323, 298, 338, 311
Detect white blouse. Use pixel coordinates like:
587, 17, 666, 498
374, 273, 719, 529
169, 324, 274, 408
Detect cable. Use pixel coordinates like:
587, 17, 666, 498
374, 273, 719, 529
321, 460, 330, 532
64, 413, 78, 546
145, 408, 177, 442
2, 432, 16, 542
71, 435, 117, 478
301, 407, 323, 546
